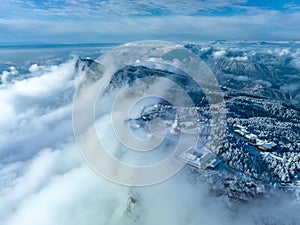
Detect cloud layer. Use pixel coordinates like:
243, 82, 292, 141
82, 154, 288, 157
2, 0, 248, 17
0, 57, 233, 225
0, 0, 300, 42
1, 12, 300, 43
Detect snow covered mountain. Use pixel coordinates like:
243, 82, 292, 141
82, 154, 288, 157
0, 41, 299, 225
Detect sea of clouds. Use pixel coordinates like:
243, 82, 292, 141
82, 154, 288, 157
0, 47, 300, 225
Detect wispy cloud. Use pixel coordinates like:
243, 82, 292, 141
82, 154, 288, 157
1, 0, 299, 42
2, 0, 248, 17
1, 10, 300, 43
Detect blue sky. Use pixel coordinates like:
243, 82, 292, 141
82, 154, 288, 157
0, 0, 300, 43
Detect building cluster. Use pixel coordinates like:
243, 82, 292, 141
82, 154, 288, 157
178, 148, 220, 170
233, 124, 277, 152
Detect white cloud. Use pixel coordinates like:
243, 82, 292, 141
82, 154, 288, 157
28, 64, 39, 73
0, 146, 130, 225
229, 56, 248, 61
1, 3, 300, 42
213, 50, 227, 58
1, 66, 18, 84
0, 12, 299, 43
290, 49, 300, 69
235, 75, 249, 81
2, 0, 247, 17
0, 59, 78, 162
